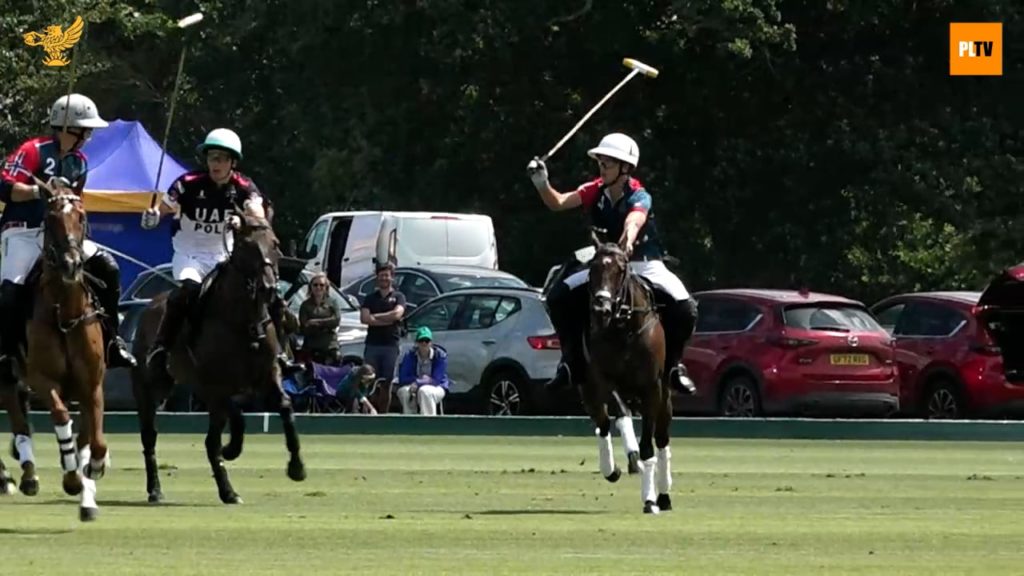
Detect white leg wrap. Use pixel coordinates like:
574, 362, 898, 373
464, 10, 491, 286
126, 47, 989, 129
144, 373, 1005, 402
14, 434, 34, 465
616, 417, 639, 456
78, 445, 91, 473
656, 446, 672, 494
80, 477, 97, 510
596, 428, 615, 478
54, 421, 78, 473
641, 456, 658, 505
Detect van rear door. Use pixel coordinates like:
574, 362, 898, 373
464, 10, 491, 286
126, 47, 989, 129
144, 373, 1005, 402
380, 214, 497, 268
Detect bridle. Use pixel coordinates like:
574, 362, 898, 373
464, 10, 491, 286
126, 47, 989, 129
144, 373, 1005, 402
43, 194, 102, 333
590, 244, 656, 331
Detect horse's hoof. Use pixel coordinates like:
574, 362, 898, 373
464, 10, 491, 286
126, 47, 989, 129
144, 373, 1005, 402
222, 444, 241, 462
79, 507, 98, 522
147, 491, 165, 504
605, 467, 622, 483
643, 500, 660, 515
0, 476, 14, 495
63, 473, 83, 496
656, 493, 672, 511
287, 459, 307, 482
220, 491, 242, 505
627, 452, 640, 475
19, 475, 39, 496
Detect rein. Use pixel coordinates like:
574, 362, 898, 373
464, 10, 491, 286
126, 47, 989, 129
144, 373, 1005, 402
42, 194, 102, 333
590, 247, 658, 343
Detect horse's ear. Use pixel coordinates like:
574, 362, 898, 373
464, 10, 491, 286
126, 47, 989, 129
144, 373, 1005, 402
590, 228, 602, 248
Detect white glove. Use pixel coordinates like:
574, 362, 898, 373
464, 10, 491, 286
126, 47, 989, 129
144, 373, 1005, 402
140, 207, 160, 230
227, 215, 242, 229
527, 157, 549, 190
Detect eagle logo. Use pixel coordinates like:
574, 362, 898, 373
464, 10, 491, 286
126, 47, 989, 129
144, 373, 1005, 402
23, 16, 84, 67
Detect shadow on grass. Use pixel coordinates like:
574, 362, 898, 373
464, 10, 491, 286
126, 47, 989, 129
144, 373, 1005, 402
474, 509, 603, 516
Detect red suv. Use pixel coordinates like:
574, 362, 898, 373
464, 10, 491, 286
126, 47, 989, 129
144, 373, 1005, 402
870, 291, 1024, 419
678, 289, 899, 417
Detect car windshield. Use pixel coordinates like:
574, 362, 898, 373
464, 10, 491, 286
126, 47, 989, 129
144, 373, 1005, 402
436, 273, 527, 292
784, 304, 884, 333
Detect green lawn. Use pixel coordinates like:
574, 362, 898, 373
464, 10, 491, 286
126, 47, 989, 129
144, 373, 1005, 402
3, 433, 1024, 575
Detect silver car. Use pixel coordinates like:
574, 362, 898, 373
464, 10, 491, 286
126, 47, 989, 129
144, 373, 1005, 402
376, 286, 562, 416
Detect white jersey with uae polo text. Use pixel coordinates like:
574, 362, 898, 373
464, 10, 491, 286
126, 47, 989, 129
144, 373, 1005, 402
162, 170, 264, 256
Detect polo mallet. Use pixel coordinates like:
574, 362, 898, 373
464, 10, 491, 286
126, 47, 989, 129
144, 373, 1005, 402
539, 58, 659, 163
149, 12, 204, 210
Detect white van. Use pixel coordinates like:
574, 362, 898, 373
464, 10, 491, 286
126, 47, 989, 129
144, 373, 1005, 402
298, 211, 499, 288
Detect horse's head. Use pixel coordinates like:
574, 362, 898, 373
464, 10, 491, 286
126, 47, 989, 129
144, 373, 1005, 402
229, 215, 282, 298
44, 193, 87, 284
588, 228, 630, 330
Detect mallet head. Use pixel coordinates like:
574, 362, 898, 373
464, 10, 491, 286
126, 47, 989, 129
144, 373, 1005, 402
623, 58, 659, 78
177, 12, 204, 28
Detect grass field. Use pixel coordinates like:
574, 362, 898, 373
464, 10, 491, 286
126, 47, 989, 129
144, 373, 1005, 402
4, 433, 1024, 574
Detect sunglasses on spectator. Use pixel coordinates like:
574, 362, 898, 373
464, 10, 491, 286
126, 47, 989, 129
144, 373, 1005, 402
311, 282, 327, 287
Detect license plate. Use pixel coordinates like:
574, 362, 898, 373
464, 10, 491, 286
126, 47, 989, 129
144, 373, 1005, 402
830, 354, 870, 366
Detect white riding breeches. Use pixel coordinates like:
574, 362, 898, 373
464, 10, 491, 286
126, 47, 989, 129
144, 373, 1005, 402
0, 227, 98, 285
172, 251, 226, 284
396, 384, 446, 416
563, 259, 690, 301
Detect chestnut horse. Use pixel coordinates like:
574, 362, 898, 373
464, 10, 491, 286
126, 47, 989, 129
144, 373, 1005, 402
20, 192, 109, 521
582, 230, 674, 514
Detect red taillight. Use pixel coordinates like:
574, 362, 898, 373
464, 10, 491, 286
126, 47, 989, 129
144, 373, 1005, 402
528, 334, 560, 350
767, 335, 818, 349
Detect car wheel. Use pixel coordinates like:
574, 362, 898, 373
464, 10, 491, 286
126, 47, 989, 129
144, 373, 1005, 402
924, 378, 963, 420
718, 375, 762, 417
485, 370, 529, 416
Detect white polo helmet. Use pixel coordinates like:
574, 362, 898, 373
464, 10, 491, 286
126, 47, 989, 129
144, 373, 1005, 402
587, 133, 639, 167
49, 94, 108, 129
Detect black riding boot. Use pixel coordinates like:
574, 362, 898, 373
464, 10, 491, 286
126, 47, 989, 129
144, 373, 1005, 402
544, 282, 587, 390
662, 298, 698, 395
146, 281, 198, 370
0, 282, 26, 387
85, 251, 136, 368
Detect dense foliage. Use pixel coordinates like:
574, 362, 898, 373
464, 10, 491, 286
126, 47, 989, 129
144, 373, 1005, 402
2, 0, 1021, 302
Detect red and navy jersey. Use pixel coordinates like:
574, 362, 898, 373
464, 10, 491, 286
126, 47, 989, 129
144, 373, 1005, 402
577, 177, 665, 261
0, 136, 87, 230
164, 169, 266, 253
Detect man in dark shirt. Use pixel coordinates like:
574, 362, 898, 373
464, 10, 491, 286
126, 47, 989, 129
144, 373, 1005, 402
360, 262, 406, 411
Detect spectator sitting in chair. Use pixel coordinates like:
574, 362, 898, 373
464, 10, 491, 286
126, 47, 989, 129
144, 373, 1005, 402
396, 327, 449, 415
336, 364, 379, 415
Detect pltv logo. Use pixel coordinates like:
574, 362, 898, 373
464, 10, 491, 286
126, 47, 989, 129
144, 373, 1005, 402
950, 23, 1002, 76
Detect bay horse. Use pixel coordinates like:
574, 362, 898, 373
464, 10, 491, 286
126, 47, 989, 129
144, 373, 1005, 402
132, 214, 306, 504
22, 192, 110, 521
582, 229, 673, 514
0, 386, 35, 495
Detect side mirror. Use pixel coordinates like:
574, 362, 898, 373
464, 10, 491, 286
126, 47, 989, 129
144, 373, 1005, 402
343, 293, 360, 309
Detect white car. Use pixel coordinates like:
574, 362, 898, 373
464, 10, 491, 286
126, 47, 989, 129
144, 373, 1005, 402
343, 286, 562, 416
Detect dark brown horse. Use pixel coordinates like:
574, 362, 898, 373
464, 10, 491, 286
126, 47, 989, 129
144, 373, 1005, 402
0, 386, 34, 495
582, 230, 674, 514
21, 192, 109, 521
132, 215, 306, 504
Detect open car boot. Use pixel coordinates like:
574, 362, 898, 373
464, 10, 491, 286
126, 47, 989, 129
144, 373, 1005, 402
975, 264, 1024, 383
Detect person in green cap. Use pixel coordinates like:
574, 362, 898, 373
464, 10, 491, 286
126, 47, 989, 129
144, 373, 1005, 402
140, 128, 289, 373
395, 326, 449, 415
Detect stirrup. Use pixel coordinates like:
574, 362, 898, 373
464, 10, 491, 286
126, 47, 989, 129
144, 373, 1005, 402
669, 365, 696, 395
145, 345, 167, 368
